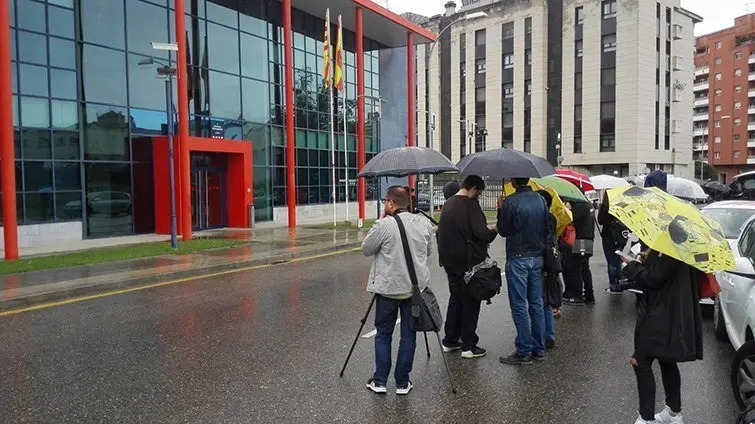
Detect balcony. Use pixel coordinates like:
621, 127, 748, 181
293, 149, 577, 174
750, 88, 755, 97
750, 72, 755, 81
749, 122, 755, 131
750, 105, 755, 115
748, 156, 755, 165
749, 139, 755, 148
693, 113, 708, 121
693, 127, 707, 136
693, 81, 709, 91
751, 54, 755, 64
694, 66, 709, 76
693, 143, 709, 151
694, 97, 709, 107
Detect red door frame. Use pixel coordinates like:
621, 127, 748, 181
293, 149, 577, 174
152, 136, 253, 235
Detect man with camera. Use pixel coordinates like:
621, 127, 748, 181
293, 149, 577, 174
361, 186, 434, 395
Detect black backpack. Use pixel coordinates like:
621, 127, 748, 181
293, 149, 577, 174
466, 259, 502, 304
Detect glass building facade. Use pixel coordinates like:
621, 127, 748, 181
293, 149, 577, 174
7, 0, 382, 238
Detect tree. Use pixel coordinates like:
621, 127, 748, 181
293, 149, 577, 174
694, 161, 718, 181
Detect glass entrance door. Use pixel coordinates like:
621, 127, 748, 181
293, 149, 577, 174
190, 168, 227, 230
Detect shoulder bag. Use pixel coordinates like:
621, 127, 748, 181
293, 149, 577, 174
393, 214, 444, 333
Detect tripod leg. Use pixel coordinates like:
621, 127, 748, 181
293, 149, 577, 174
339, 294, 377, 378
424, 332, 431, 358
435, 332, 457, 394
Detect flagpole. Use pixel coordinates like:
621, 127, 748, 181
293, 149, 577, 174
339, 15, 349, 223
326, 9, 336, 227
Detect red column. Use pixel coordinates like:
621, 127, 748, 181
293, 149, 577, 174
175, 0, 192, 240
283, 0, 296, 228
0, 2, 18, 260
407, 32, 415, 189
355, 8, 366, 221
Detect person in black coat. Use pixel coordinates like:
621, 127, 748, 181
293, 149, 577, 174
562, 200, 596, 304
598, 193, 629, 293
620, 250, 703, 424
538, 190, 561, 349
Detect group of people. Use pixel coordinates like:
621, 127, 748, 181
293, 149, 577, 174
359, 170, 704, 424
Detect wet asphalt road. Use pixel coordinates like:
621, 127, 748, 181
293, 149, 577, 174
0, 239, 742, 424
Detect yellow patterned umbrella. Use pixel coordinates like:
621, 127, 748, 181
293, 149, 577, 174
504, 181, 573, 235
606, 186, 734, 273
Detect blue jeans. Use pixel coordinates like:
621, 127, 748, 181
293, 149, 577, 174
602, 236, 622, 290
505, 257, 546, 356
544, 305, 555, 342
373, 295, 416, 387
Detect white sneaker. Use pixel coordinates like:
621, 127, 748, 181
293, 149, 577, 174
634, 415, 658, 424
396, 381, 413, 395
365, 379, 387, 394
655, 406, 683, 423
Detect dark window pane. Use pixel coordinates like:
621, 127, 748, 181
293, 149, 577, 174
85, 162, 133, 237
24, 160, 52, 191
82, 45, 127, 105
207, 0, 238, 27
49, 37, 76, 69
19, 63, 47, 96
239, 6, 266, 37
10, 29, 16, 61
48, 5, 75, 39
53, 131, 80, 159
242, 78, 269, 123
126, 0, 169, 57
51, 100, 78, 129
209, 71, 241, 119
83, 104, 130, 161
82, 0, 125, 49
17, 0, 45, 32
25, 193, 54, 222
241, 33, 268, 80
131, 108, 167, 135
208, 22, 240, 74
132, 161, 155, 233
50, 69, 77, 99
54, 162, 80, 190
15, 161, 21, 191
20, 97, 49, 128
56, 191, 81, 220
128, 54, 167, 110
17, 30, 46, 65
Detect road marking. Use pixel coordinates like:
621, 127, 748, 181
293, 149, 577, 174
361, 318, 401, 338
0, 247, 361, 318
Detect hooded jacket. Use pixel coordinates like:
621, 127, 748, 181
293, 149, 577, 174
644, 170, 668, 192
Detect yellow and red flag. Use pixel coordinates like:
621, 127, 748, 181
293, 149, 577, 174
334, 15, 345, 91
322, 9, 331, 88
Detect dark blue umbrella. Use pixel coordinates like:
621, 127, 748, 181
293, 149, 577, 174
456, 148, 555, 179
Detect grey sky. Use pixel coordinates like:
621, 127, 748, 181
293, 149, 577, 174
378, 0, 751, 36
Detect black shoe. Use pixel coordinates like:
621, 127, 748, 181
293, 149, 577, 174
499, 352, 533, 365
533, 352, 546, 362
563, 298, 585, 306
584, 293, 596, 304
545, 339, 556, 349
605, 287, 623, 295
461, 346, 487, 358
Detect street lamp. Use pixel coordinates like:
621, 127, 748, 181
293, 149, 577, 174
425, 11, 488, 214
138, 43, 179, 249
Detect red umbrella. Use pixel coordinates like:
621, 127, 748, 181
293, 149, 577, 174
555, 168, 595, 191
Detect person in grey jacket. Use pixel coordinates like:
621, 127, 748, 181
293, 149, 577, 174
361, 186, 434, 395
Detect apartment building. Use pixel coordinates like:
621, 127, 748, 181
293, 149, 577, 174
415, 0, 701, 177
694, 13, 755, 183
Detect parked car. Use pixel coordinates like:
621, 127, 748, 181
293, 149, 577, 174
710, 206, 755, 409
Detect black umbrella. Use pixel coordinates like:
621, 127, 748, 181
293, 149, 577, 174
703, 181, 731, 193
456, 148, 555, 179
357, 146, 458, 178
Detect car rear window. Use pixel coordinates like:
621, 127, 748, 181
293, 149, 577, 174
701, 208, 755, 239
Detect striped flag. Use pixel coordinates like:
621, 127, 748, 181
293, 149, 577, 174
334, 15, 344, 91
323, 9, 331, 88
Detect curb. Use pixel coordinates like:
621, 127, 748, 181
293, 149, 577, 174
0, 241, 363, 312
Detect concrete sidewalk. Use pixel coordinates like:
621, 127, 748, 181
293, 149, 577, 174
0, 227, 368, 311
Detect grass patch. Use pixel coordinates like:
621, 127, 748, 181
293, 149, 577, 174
0, 238, 249, 275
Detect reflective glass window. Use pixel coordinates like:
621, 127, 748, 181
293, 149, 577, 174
12, 95, 19, 126
49, 37, 76, 69
51, 100, 78, 129
10, 29, 16, 61
54, 162, 80, 190
208, 22, 240, 74
50, 69, 77, 99
85, 162, 133, 237
48, 5, 75, 39
56, 191, 82, 220
82, 45, 127, 105
241, 33, 267, 80
83, 104, 130, 161
207, 0, 237, 27
82, 0, 125, 49
25, 193, 54, 222
9, 0, 15, 26
130, 108, 167, 135
240, 8, 265, 37
18, 30, 46, 65
17, 0, 45, 33
19, 63, 48, 96
209, 71, 241, 119
21, 129, 51, 158
127, 1, 169, 57
20, 96, 49, 128
53, 131, 80, 159
242, 78, 269, 123
48, 0, 73, 7
24, 160, 53, 191
128, 54, 167, 110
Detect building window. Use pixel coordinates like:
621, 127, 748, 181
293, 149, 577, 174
715, 136, 722, 143
475, 29, 486, 46
576, 40, 584, 57
503, 83, 514, 99
715, 88, 722, 96
575, 105, 582, 121
603, 34, 617, 52
736, 69, 743, 76
526, 80, 532, 96
715, 57, 722, 65
600, 134, 616, 152
714, 152, 721, 158
502, 22, 514, 40
735, 150, 741, 158
715, 104, 722, 112
735, 134, 742, 141
736, 51, 744, 60
736, 118, 743, 125
503, 54, 514, 70
716, 41, 722, 49
716, 73, 722, 80
526, 49, 532, 66
576, 7, 584, 25
715, 120, 721, 128
603, 0, 617, 19
476, 59, 486, 74
574, 136, 582, 153
736, 101, 742, 109
736, 85, 742, 93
